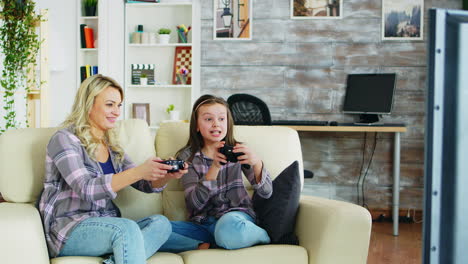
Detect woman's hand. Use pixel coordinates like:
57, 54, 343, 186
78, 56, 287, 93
164, 161, 189, 180
234, 143, 260, 167
138, 157, 173, 181
150, 158, 189, 188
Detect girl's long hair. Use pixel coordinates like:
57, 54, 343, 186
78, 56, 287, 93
177, 94, 238, 161
61, 74, 125, 163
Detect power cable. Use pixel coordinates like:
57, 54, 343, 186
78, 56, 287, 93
361, 132, 378, 209
357, 132, 367, 205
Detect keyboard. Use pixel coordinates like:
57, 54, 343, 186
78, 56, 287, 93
272, 120, 329, 126
337, 122, 406, 127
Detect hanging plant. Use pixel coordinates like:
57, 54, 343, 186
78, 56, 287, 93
0, 0, 42, 134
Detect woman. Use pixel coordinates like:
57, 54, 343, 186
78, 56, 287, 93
38, 74, 187, 264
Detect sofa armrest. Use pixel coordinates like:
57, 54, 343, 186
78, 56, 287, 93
295, 195, 371, 264
0, 203, 50, 264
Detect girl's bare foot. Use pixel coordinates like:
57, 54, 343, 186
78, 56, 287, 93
198, 243, 210, 250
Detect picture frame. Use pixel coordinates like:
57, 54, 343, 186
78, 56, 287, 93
173, 46, 192, 85
132, 103, 150, 125
214, 0, 252, 40
291, 0, 343, 19
382, 0, 423, 40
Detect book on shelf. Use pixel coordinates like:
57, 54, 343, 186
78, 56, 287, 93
131, 64, 155, 85
80, 65, 99, 83
80, 24, 86, 48
84, 26, 95, 48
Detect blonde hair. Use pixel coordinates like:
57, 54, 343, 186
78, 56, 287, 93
62, 74, 125, 163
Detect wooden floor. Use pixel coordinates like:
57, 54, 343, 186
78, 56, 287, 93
367, 221, 422, 264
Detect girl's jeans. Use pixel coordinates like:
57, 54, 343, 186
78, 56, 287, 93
159, 211, 270, 253
58, 215, 171, 264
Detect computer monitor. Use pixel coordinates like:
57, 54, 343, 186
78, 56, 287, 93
423, 8, 468, 264
343, 73, 397, 123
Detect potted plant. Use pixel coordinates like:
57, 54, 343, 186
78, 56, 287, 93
140, 73, 148, 86
0, 0, 43, 134
166, 104, 180, 121
83, 0, 98, 17
158, 28, 171, 44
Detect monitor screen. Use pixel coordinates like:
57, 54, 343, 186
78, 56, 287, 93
343, 73, 397, 114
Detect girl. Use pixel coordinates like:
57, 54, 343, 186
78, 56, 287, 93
160, 94, 273, 252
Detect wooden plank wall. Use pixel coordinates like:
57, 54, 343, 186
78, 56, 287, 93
198, 0, 463, 210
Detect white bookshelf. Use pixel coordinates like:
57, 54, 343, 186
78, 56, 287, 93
124, 1, 200, 128
76, 0, 100, 88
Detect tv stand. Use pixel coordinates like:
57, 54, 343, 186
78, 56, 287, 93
358, 114, 380, 123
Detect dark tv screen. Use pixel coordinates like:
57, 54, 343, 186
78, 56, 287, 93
343, 73, 396, 114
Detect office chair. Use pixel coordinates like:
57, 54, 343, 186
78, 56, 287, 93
227, 93, 314, 179
227, 94, 272, 125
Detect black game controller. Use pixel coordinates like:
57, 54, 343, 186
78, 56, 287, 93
159, 159, 185, 173
218, 145, 251, 169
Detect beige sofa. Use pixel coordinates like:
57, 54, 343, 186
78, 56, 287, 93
0, 119, 371, 264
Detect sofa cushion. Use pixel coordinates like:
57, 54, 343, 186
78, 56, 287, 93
113, 119, 164, 220
0, 127, 57, 203
252, 161, 301, 244
50, 252, 183, 264
163, 190, 188, 221
179, 244, 307, 264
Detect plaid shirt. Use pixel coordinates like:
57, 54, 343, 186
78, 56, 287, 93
179, 148, 273, 223
38, 128, 164, 257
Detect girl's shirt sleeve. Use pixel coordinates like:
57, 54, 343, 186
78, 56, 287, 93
242, 162, 273, 199
179, 150, 217, 215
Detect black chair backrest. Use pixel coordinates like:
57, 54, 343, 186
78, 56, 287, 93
227, 94, 272, 125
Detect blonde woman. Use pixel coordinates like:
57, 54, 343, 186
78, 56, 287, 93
38, 74, 187, 264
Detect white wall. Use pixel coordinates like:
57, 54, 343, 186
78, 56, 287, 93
35, 0, 77, 126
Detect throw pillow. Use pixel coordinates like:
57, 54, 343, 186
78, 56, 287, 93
252, 160, 301, 245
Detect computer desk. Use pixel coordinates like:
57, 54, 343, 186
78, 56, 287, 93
276, 125, 407, 236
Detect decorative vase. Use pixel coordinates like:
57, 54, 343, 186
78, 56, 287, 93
84, 6, 96, 16
159, 34, 170, 44
169, 110, 180, 121
176, 73, 187, 85
140, 77, 148, 86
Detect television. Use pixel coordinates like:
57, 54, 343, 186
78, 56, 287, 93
423, 8, 468, 264
342, 73, 397, 124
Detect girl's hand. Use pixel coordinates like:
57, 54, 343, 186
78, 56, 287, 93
234, 143, 260, 167
138, 157, 173, 181
212, 141, 227, 169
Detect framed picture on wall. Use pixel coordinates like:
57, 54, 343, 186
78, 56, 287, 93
132, 103, 150, 125
214, 0, 252, 40
382, 0, 423, 40
291, 0, 342, 19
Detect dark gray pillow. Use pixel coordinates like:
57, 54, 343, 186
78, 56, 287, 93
252, 160, 300, 245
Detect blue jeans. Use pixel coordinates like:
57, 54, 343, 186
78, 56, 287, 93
159, 211, 270, 253
58, 215, 171, 264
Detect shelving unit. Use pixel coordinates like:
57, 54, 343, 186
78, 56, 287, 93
124, 1, 200, 127
76, 0, 99, 87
